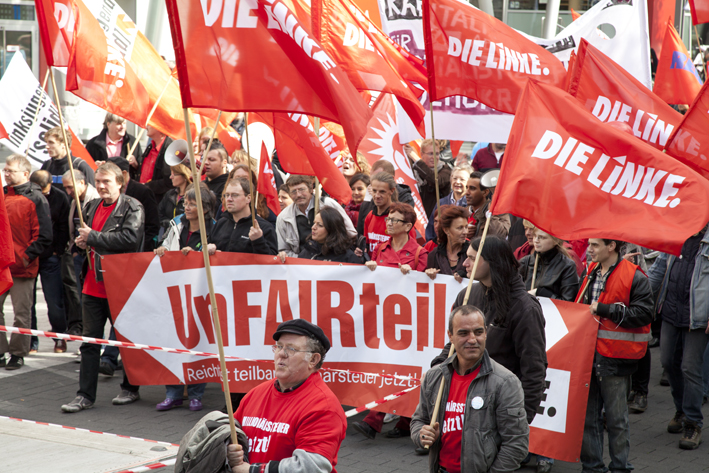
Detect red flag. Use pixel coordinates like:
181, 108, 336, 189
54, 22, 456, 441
422, 0, 566, 114
0, 189, 14, 295
654, 20, 703, 105
250, 112, 353, 204
689, 0, 709, 25
0, 120, 7, 141
570, 8, 581, 21
358, 94, 429, 235
450, 140, 464, 158
311, 0, 427, 134
66, 0, 150, 128
648, 0, 675, 57
36, 0, 74, 67
258, 143, 281, 216
665, 79, 709, 179
69, 128, 97, 170
567, 39, 682, 151
166, 0, 372, 157
491, 80, 709, 255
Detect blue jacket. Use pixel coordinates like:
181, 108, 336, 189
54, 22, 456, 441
647, 227, 709, 330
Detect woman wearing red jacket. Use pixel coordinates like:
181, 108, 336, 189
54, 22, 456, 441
365, 202, 428, 274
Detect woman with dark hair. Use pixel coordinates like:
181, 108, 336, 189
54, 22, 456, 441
519, 229, 579, 301
430, 236, 547, 433
345, 173, 369, 227
298, 207, 363, 263
425, 205, 469, 283
158, 164, 193, 231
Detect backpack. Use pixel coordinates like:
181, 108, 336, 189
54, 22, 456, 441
174, 411, 249, 473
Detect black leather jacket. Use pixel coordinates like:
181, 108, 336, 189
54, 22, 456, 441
83, 194, 145, 282
519, 247, 579, 302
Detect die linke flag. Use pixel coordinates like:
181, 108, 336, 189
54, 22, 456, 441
165, 0, 372, 158
258, 142, 281, 216
59, 0, 191, 140
249, 112, 353, 204
689, 0, 709, 25
567, 39, 682, 152
422, 0, 566, 115
654, 20, 703, 106
36, 0, 73, 67
65, 0, 150, 129
665, 79, 709, 180
311, 0, 427, 135
491, 80, 709, 256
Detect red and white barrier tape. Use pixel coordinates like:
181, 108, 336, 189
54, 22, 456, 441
0, 415, 179, 447
344, 385, 420, 418
0, 325, 421, 384
114, 458, 176, 473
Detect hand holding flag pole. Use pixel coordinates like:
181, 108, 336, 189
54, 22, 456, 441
182, 107, 239, 446
426, 215, 492, 446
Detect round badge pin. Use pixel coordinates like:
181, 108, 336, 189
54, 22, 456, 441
471, 396, 484, 409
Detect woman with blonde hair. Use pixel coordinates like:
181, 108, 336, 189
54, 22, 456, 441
341, 148, 371, 179
519, 228, 579, 301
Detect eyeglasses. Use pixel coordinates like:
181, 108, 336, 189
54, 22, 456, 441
223, 193, 244, 200
272, 344, 313, 358
2, 168, 22, 174
184, 202, 198, 208
385, 217, 405, 225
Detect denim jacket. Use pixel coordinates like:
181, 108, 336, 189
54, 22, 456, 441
647, 228, 709, 330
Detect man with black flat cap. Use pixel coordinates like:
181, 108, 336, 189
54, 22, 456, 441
227, 319, 347, 473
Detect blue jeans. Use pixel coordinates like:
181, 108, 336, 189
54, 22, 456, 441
660, 321, 709, 427
581, 371, 632, 473
38, 256, 67, 333
165, 383, 206, 400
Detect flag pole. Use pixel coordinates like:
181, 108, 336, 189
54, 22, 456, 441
127, 74, 174, 160
427, 216, 492, 444
198, 110, 222, 175
314, 117, 321, 215
182, 108, 239, 446
694, 24, 706, 78
24, 70, 50, 158
48, 67, 91, 270
430, 107, 441, 208
531, 252, 539, 291
243, 113, 257, 227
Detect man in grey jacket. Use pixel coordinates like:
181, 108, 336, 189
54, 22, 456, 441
411, 305, 529, 473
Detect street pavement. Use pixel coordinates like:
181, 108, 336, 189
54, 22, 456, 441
3, 296, 709, 472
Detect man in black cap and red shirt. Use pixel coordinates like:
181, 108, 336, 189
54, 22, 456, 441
226, 319, 347, 473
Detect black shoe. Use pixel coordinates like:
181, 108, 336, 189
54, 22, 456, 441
660, 370, 670, 386
0, 356, 5, 368
385, 427, 411, 438
99, 362, 115, 377
628, 394, 647, 413
414, 447, 429, 455
679, 421, 702, 449
67, 326, 83, 337
668, 412, 686, 433
648, 337, 660, 348
352, 420, 376, 439
5, 355, 23, 370
537, 460, 554, 473
627, 390, 636, 403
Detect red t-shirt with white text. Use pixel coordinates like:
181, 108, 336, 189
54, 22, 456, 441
235, 372, 347, 471
438, 365, 481, 473
82, 200, 117, 298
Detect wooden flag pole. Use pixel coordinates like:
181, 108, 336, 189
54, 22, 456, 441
427, 216, 492, 443
531, 253, 540, 291
430, 108, 441, 208
24, 70, 50, 158
314, 117, 321, 215
127, 74, 173, 159
198, 110, 223, 175
182, 108, 239, 446
243, 113, 257, 227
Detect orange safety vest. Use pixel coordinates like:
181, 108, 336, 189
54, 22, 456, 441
578, 259, 651, 360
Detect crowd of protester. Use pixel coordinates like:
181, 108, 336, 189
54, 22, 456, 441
2, 116, 709, 473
